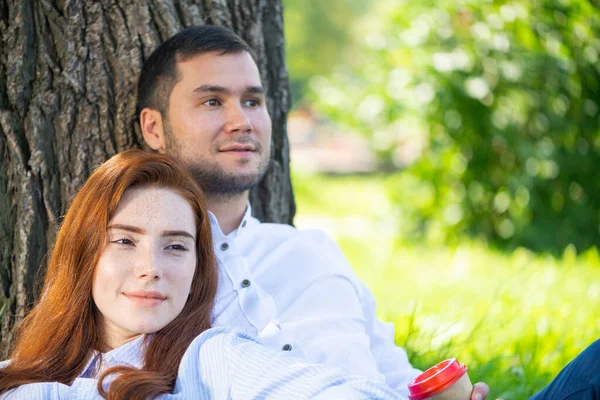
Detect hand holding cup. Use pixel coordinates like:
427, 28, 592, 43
408, 359, 473, 400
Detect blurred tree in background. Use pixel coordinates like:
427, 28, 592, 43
303, 0, 600, 254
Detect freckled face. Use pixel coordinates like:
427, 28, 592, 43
92, 186, 197, 349
162, 51, 272, 195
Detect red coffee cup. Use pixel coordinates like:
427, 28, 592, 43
408, 358, 473, 400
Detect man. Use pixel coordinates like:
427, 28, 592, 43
137, 23, 486, 399
138, 25, 600, 399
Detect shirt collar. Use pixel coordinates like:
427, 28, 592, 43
80, 335, 147, 378
208, 201, 259, 240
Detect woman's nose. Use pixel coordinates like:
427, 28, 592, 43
134, 249, 163, 280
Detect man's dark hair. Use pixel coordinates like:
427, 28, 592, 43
137, 25, 255, 116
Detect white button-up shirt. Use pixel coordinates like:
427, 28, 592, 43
211, 204, 421, 395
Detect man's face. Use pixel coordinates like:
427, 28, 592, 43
161, 51, 272, 195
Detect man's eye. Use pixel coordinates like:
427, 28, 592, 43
244, 99, 260, 107
204, 99, 221, 107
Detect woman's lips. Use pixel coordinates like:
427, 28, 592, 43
123, 291, 166, 307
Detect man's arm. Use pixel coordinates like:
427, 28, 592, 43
279, 274, 387, 381
360, 285, 422, 392
271, 230, 421, 394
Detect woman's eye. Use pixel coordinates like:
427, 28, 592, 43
166, 244, 189, 252
112, 238, 134, 246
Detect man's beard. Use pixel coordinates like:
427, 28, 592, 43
163, 124, 270, 197
187, 157, 270, 197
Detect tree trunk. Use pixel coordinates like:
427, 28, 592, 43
0, 0, 294, 358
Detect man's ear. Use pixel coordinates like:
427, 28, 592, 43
140, 108, 167, 153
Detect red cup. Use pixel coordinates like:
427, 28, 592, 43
408, 358, 472, 400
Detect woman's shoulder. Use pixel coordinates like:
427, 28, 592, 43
178, 327, 271, 373
186, 327, 261, 352
175, 327, 266, 388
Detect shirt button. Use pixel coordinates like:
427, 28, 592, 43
241, 220, 247, 228
282, 344, 292, 351
241, 279, 251, 288
220, 243, 229, 251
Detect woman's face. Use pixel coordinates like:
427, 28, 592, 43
92, 186, 197, 350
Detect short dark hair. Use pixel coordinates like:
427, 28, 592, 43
137, 25, 255, 116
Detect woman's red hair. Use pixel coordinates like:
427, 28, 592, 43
0, 150, 218, 399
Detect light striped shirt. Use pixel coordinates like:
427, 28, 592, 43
2, 327, 406, 399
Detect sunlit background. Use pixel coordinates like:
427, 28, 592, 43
282, 0, 600, 398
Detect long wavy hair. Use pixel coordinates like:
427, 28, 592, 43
0, 150, 218, 399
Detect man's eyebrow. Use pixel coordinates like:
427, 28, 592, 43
192, 85, 265, 95
193, 85, 230, 94
246, 86, 265, 94
108, 224, 145, 234
162, 230, 195, 240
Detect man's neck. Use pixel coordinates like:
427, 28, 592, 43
206, 191, 249, 235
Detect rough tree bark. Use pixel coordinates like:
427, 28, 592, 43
0, 0, 294, 358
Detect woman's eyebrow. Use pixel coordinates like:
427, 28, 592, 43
162, 230, 195, 240
108, 224, 145, 234
107, 225, 194, 240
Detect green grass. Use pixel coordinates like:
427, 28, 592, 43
292, 170, 600, 399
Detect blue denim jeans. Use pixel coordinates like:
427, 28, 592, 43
530, 339, 600, 399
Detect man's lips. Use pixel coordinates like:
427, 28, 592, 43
219, 144, 256, 152
123, 290, 166, 306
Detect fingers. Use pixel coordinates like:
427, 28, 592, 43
471, 382, 490, 400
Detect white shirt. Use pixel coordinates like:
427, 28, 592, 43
211, 204, 421, 395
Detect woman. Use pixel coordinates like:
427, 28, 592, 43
0, 150, 399, 399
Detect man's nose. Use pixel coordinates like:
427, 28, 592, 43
225, 103, 253, 134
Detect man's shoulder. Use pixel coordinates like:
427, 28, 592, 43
251, 222, 346, 256
247, 222, 359, 278
253, 221, 336, 244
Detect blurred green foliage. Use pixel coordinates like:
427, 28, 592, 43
292, 172, 600, 399
282, 0, 371, 104
306, 0, 600, 253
